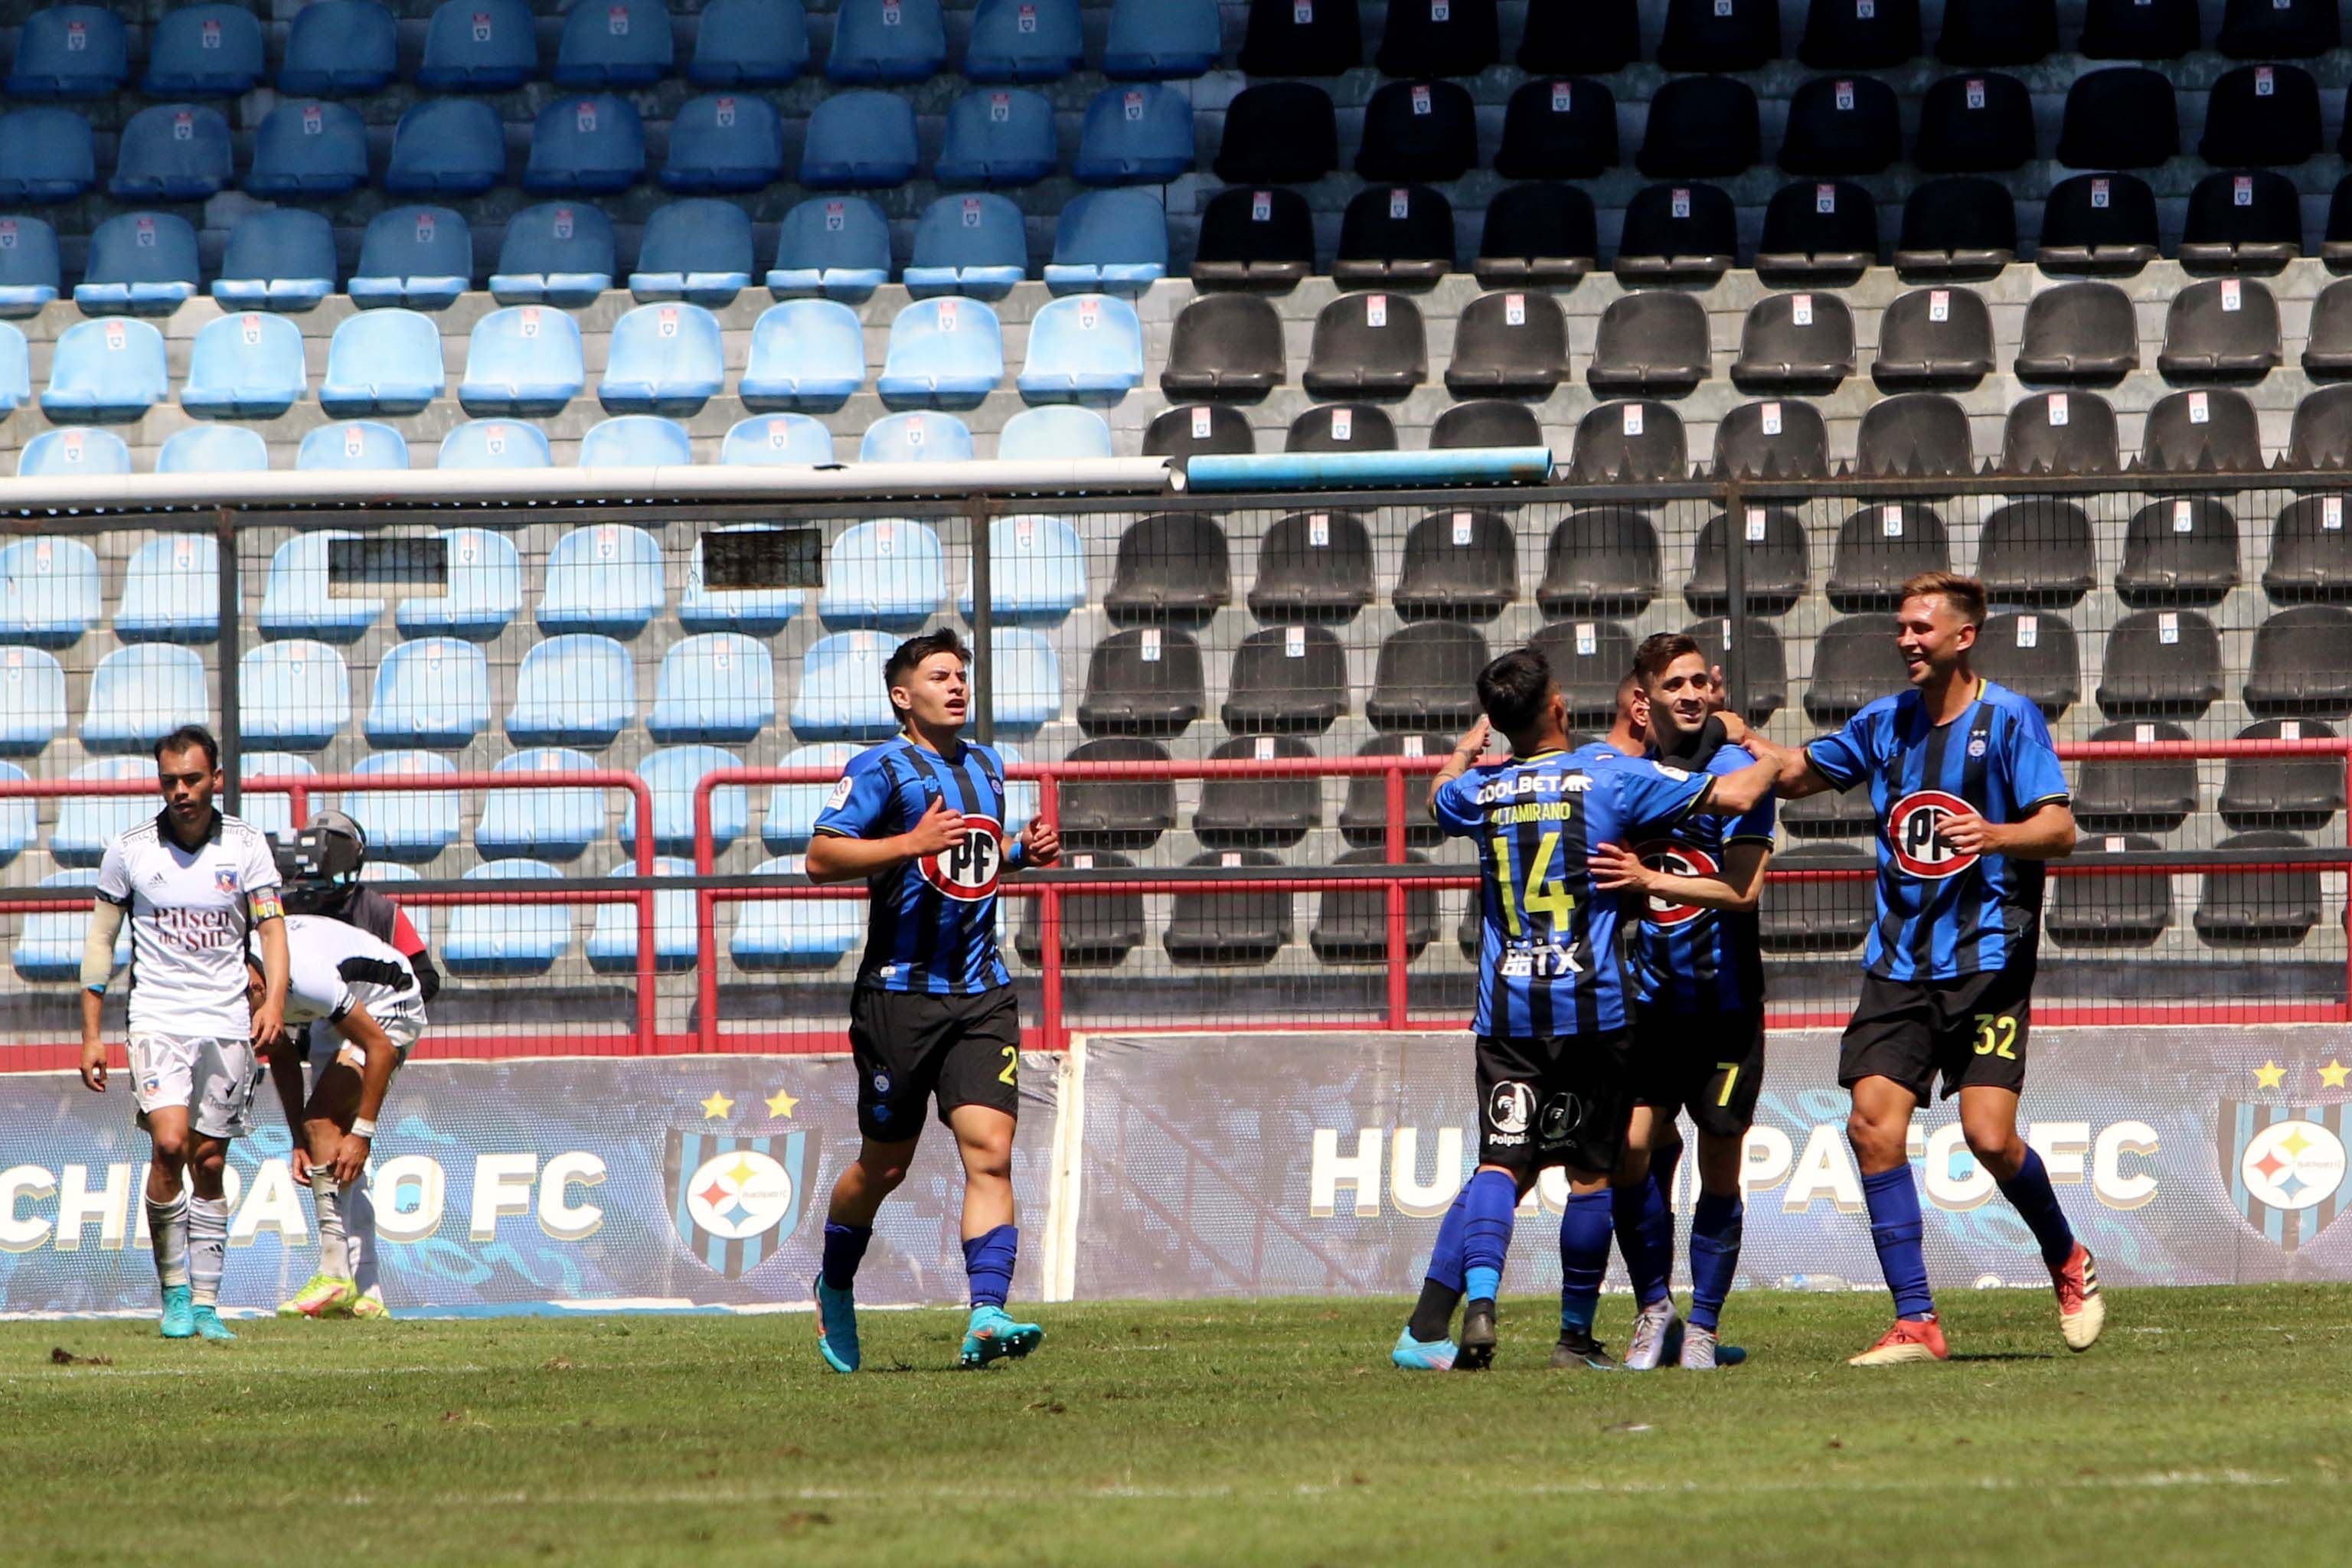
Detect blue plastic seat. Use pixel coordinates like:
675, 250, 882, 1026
41, 318, 167, 423
53, 759, 152, 867
799, 90, 920, 188
0, 109, 94, 201
459, 306, 587, 416
83, 644, 207, 753
860, 410, 973, 463
818, 518, 946, 628
877, 296, 1005, 407
144, 4, 263, 95
649, 632, 773, 743
600, 302, 725, 413
987, 629, 1063, 735
1046, 188, 1168, 295
349, 206, 473, 311
740, 299, 866, 410
1075, 83, 1195, 185
730, 854, 861, 969
348, 751, 462, 861
396, 528, 521, 638
0, 761, 33, 861
18, 427, 129, 477
904, 193, 1029, 299
260, 531, 384, 643
478, 749, 609, 861
214, 209, 338, 312
116, 535, 216, 642
247, 100, 368, 198
384, 98, 508, 198
662, 92, 783, 192
965, 0, 1083, 81
319, 311, 445, 417
110, 104, 234, 201
579, 413, 695, 465
997, 405, 1112, 461
235, 753, 315, 842
280, 1, 399, 94
74, 212, 199, 315
680, 523, 807, 632
1104, 0, 1220, 77
6, 8, 127, 99
438, 418, 554, 469
0, 322, 29, 413
15, 869, 132, 979
938, 88, 1058, 186
297, 420, 412, 472
238, 639, 351, 750
761, 743, 858, 851
156, 424, 270, 474
445, 861, 573, 977
792, 630, 900, 739
691, 0, 811, 84
0, 217, 61, 314
828, 0, 946, 81
181, 311, 308, 420
557, 0, 674, 86
588, 855, 701, 972
767, 196, 893, 301
629, 746, 747, 855
508, 634, 637, 746
629, 201, 753, 306
541, 524, 665, 635
527, 94, 646, 194
491, 203, 616, 307
366, 639, 491, 748
0, 646, 66, 754
720, 413, 838, 467
0, 536, 99, 647
1018, 292, 1145, 403
420, 0, 539, 90
960, 514, 1086, 622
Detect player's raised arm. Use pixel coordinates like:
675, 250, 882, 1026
1593, 838, 1772, 913
1426, 717, 1491, 825
1714, 711, 1841, 801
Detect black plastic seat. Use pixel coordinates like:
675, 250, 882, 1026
2196, 831, 2320, 946
1239, 0, 1361, 74
2199, 64, 2322, 168
1367, 622, 1490, 733
1873, 286, 1994, 390
2098, 609, 2223, 719
2118, 498, 2240, 607
1520, 0, 1640, 71
1566, 400, 1689, 484
1896, 177, 2016, 276
1658, 0, 1781, 70
1161, 294, 1285, 400
1802, 0, 1920, 65
1286, 403, 1398, 453
2324, 177, 2352, 269
1684, 617, 1788, 723
1394, 507, 1517, 622
1222, 626, 1348, 735
1805, 614, 1905, 725
1057, 739, 1178, 852
1756, 180, 1879, 280
2218, 0, 2337, 58
1077, 628, 1206, 737
1974, 611, 2080, 720
2220, 718, 2344, 831
1432, 401, 1545, 450
1637, 76, 1761, 178
2047, 833, 2172, 949
1340, 733, 1448, 849
1333, 186, 1454, 286
1913, 73, 2035, 172
1936, 0, 2060, 64
2001, 392, 2121, 477
1854, 394, 1976, 479
1473, 182, 1597, 286
1779, 74, 1902, 176
1250, 508, 1374, 624
1144, 403, 1256, 461
1711, 400, 1830, 480
2180, 170, 2304, 272
1015, 847, 1145, 966
1780, 786, 1880, 839
1104, 513, 1230, 626
1377, 0, 1501, 77
1589, 291, 1711, 397
2246, 605, 2352, 718
2077, 0, 2198, 59
1355, 80, 1479, 184
2264, 493, 2352, 599
1759, 843, 1873, 953
2075, 720, 2197, 833
1540, 506, 1661, 616
2014, 282, 2138, 384
1615, 182, 1738, 283
1164, 849, 1291, 967
2055, 69, 2178, 170
1496, 78, 1617, 180
1192, 186, 1316, 286
1302, 292, 1426, 395
1687, 505, 1808, 614
1213, 84, 1338, 185
1979, 500, 2096, 606
1732, 291, 1855, 392
1829, 502, 1951, 611
1528, 619, 1638, 727
2036, 172, 2160, 274
1193, 735, 1320, 851
2158, 278, 2281, 382
2290, 387, 2352, 473
1311, 848, 1439, 964
1446, 289, 1570, 396
2301, 281, 2352, 377
2139, 388, 2266, 475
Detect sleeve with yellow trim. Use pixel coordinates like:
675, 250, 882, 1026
810, 746, 890, 840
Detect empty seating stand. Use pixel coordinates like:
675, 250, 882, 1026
1446, 290, 1570, 397
2076, 720, 2197, 835
1303, 293, 1426, 396
1733, 292, 1855, 392
1163, 295, 1285, 400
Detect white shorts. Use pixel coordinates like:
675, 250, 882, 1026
127, 1034, 260, 1141
311, 1009, 423, 1073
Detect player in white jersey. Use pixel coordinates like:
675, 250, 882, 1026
79, 727, 289, 1342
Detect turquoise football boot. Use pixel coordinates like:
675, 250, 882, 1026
959, 1304, 1043, 1368
191, 1305, 236, 1341
814, 1276, 860, 1374
1390, 1326, 1459, 1371
159, 1284, 196, 1339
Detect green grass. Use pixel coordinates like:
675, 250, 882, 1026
4, 1288, 2349, 1566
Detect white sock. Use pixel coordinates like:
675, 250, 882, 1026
186, 1195, 229, 1308
312, 1172, 349, 1278
345, 1166, 378, 1295
146, 1194, 189, 1292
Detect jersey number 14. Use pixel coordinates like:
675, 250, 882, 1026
1491, 828, 1576, 936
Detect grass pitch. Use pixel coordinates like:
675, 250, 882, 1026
4, 1286, 2348, 1567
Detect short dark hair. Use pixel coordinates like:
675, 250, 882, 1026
1900, 571, 1987, 627
1477, 648, 1557, 737
1632, 632, 1707, 688
884, 626, 970, 716
154, 724, 220, 771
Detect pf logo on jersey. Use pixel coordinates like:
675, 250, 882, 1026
1632, 840, 1718, 926
918, 813, 1004, 902
1887, 790, 1978, 879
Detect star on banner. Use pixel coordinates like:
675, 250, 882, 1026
2253, 1061, 2287, 1090
700, 1090, 737, 1119
765, 1088, 800, 1119
2321, 1060, 2350, 1089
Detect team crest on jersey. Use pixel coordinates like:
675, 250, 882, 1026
214, 869, 240, 893
663, 1129, 812, 1279
919, 814, 1004, 903
1968, 737, 1989, 758
2218, 1102, 2350, 1253
1633, 839, 1718, 926
1886, 790, 1978, 879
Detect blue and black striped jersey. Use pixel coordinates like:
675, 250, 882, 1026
1806, 679, 2070, 982
1627, 741, 1776, 1014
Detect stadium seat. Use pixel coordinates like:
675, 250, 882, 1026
760, 743, 858, 851
720, 413, 838, 468
2303, 283, 2352, 379
1896, 176, 2016, 277
2324, 181, 2352, 267
1074, 84, 1194, 185
2287, 387, 2352, 471
2076, 720, 2197, 834
1520, 0, 1638, 66
798, 90, 920, 188
259, 531, 383, 643
0, 645, 65, 754
2220, 0, 2336, 56
860, 411, 974, 464
2246, 606, 2352, 718
383, 99, 506, 198
298, 421, 409, 474
1054, 735, 1180, 851
1530, 619, 1638, 727
1368, 622, 1489, 733
1854, 397, 1973, 480
1192, 185, 1317, 285
1214, 83, 1338, 183
577, 414, 694, 467
0, 318, 43, 410
2195, 831, 2320, 947
2097, 609, 2223, 719
1915, 74, 2037, 174
1103, 513, 1230, 626
1356, 79, 1478, 183
2264, 495, 2352, 601
213, 210, 337, 313
1779, 74, 1902, 176
2220, 718, 2344, 831
790, 630, 899, 740
1145, 403, 1254, 460
1218, 626, 1348, 735
1239, 0, 1361, 72
1249, 509, 1374, 625
1446, 289, 1570, 397
1828, 503, 1950, 612
556, 0, 671, 86
1638, 76, 1760, 178
247, 100, 368, 198
1102, 0, 1219, 77
2118, 499, 2239, 608
0, 108, 93, 202
181, 312, 307, 420
828, 0, 946, 81
2056, 69, 2177, 169
1566, 400, 1687, 485
2001, 392, 2120, 476
2200, 64, 2321, 168
52, 760, 153, 867
737, 300, 864, 411
1805, 615, 1905, 726
507, 634, 636, 748
366, 639, 491, 747
234, 753, 312, 841
13, 869, 130, 980
956, 514, 1086, 624
904, 194, 1028, 299
588, 855, 700, 973
1496, 77, 1616, 181
115, 534, 215, 642
1192, 734, 1320, 851
1873, 286, 1995, 390
2077, 0, 2195, 58
2141, 388, 2265, 475
318, 311, 444, 418
17, 427, 128, 478
5, 7, 127, 99
2047, 834, 2172, 949
477, 750, 609, 861
661, 93, 785, 193
1046, 189, 1167, 295
937, 87, 1056, 187
1474, 181, 1598, 286
1711, 400, 1830, 481
445, 861, 573, 976
647, 633, 774, 746
1076, 628, 1204, 737
1018, 294, 1144, 404
877, 296, 1005, 408
691, 0, 811, 84
1334, 185, 1455, 284
677, 528, 805, 637
347, 753, 461, 863
74, 213, 198, 315
0, 536, 98, 648
1013, 841, 1145, 963
1733, 292, 1856, 392
600, 302, 725, 414
492, 203, 616, 306
83, 644, 208, 754
1805, 0, 1922, 67
540, 524, 665, 637
965, 0, 1082, 80
1432, 402, 1544, 451
1658, 0, 1779, 70
1588, 292, 1709, 397
1972, 612, 2079, 720
1287, 404, 1396, 454
347, 207, 472, 312
438, 419, 554, 469
0, 217, 61, 315
528, 94, 645, 193
817, 518, 945, 629
41, 317, 166, 423
237, 640, 350, 751
767, 196, 892, 302
2180, 171, 2304, 271
1393, 508, 1516, 622
1614, 182, 1737, 283
996, 406, 1112, 461
155, 425, 268, 475
1164, 850, 1292, 966
1334, 734, 1448, 849
1537, 508, 1658, 619
1687, 505, 1809, 616
2037, 173, 2159, 273
396, 528, 520, 639
1756, 181, 1879, 279
730, 854, 864, 971
420, 0, 538, 89
281, 0, 399, 94
459, 307, 587, 416
1980, 501, 2096, 606
1302, 292, 1426, 397
142, 2, 263, 94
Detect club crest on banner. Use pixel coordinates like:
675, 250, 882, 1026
663, 1128, 812, 1278
2217, 1094, 2350, 1254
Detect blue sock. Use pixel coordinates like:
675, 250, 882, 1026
962, 1224, 1018, 1310
1861, 1165, 1936, 1320
1687, 1192, 1744, 1333
1995, 1148, 2078, 1269
1611, 1171, 1674, 1308
1557, 1187, 1613, 1335
1460, 1169, 1517, 1303
1426, 1187, 1469, 1293
820, 1221, 871, 1291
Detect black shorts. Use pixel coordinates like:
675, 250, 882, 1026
1474, 1030, 1634, 1177
1839, 962, 2034, 1102
1633, 1004, 1766, 1138
847, 985, 1022, 1142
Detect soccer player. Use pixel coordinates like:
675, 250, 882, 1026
1723, 573, 2102, 1364
803, 626, 1061, 1372
1590, 635, 1775, 1370
1391, 648, 1775, 1371
77, 726, 288, 1341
